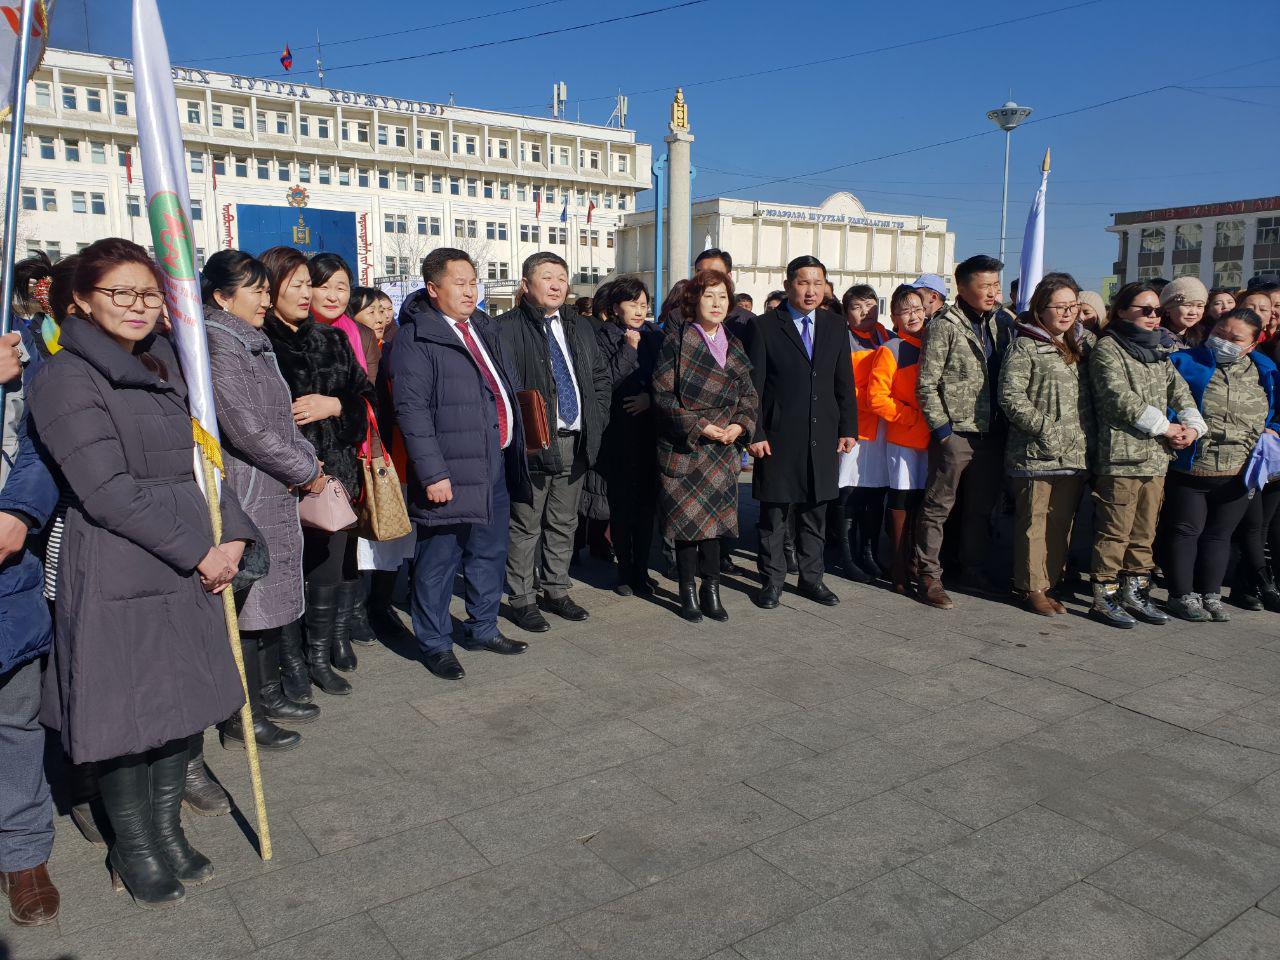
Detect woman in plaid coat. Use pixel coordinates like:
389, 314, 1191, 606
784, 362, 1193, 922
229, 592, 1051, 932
654, 270, 758, 623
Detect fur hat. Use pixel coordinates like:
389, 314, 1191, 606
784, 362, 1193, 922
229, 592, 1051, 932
1159, 276, 1208, 308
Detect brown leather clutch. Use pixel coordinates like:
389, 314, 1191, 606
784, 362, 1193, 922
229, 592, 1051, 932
516, 389, 551, 452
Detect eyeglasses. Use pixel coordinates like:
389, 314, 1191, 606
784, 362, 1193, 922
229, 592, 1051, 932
893, 306, 926, 317
1044, 303, 1080, 315
1127, 305, 1161, 318
94, 287, 165, 309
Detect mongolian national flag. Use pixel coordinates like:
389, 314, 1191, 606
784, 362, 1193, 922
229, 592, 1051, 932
534, 189, 541, 218
124, 147, 132, 183
587, 199, 595, 224
280, 44, 293, 71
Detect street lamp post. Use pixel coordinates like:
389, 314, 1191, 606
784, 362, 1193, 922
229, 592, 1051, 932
986, 100, 1033, 276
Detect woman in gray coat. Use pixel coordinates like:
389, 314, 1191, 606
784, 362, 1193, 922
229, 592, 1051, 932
203, 251, 325, 751
27, 239, 258, 908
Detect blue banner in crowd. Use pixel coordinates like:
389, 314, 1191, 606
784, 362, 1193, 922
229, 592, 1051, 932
235, 204, 358, 267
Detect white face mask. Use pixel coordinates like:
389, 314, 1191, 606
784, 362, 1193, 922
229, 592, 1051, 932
1206, 335, 1247, 365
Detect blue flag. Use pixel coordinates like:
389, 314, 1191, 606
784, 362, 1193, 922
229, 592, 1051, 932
560, 196, 568, 223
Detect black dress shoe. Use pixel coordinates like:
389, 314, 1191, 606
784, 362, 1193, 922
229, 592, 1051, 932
460, 634, 528, 655
506, 603, 551, 633
631, 574, 658, 596
798, 580, 840, 606
541, 594, 589, 621
424, 649, 465, 680
755, 584, 782, 609
719, 554, 740, 575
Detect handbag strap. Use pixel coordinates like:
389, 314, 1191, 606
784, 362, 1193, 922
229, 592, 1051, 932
361, 398, 387, 463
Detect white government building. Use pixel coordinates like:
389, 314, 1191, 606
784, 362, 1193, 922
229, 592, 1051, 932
616, 192, 956, 309
6, 48, 652, 310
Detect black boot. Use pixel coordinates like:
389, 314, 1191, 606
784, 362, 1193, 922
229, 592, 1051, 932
97, 752, 185, 908
221, 636, 303, 750
699, 579, 728, 622
367, 570, 411, 642
332, 581, 360, 672
837, 530, 871, 583
678, 581, 703, 622
68, 761, 109, 846
277, 618, 313, 704
347, 576, 377, 646
304, 582, 352, 695
150, 739, 213, 886
259, 630, 319, 725
1258, 568, 1280, 613
182, 732, 231, 817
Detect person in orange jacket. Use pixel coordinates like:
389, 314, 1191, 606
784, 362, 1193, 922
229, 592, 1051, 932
866, 285, 932, 593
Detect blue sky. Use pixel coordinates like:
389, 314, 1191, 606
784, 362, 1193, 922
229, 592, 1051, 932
56, 0, 1280, 291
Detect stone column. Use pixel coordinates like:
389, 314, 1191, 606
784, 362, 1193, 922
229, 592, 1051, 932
665, 90, 694, 285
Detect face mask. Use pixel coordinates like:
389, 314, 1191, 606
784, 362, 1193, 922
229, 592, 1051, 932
1206, 335, 1246, 365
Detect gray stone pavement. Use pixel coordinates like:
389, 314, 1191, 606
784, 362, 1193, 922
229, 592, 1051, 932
7, 509, 1280, 960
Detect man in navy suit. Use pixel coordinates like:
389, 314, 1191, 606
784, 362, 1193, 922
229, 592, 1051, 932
386, 249, 532, 680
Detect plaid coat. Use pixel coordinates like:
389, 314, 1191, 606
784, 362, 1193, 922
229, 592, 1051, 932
653, 322, 758, 542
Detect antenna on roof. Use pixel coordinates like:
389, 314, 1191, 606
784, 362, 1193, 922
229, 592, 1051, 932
315, 29, 325, 87
606, 92, 628, 128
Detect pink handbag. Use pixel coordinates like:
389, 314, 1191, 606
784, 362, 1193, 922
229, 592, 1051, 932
298, 477, 358, 532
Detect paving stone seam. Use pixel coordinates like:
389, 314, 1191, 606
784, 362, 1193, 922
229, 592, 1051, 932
1078, 877, 1228, 944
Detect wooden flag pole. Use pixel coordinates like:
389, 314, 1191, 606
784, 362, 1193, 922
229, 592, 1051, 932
195, 425, 272, 861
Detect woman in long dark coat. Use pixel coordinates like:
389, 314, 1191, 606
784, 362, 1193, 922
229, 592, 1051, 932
261, 247, 372, 696
595, 277, 663, 596
203, 250, 324, 751
653, 269, 757, 623
27, 239, 257, 907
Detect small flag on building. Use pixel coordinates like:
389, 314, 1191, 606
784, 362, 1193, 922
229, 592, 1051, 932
587, 200, 595, 224
535, 189, 541, 218
280, 44, 293, 71
0, 0, 52, 120
560, 196, 568, 224
124, 148, 132, 184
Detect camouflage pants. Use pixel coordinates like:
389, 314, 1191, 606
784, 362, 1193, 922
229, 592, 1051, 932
1091, 474, 1165, 583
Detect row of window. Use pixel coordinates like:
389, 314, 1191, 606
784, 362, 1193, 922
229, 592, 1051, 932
26, 239, 208, 270
1137, 219, 1277, 256
22, 185, 203, 221
382, 213, 616, 247
35, 82, 632, 174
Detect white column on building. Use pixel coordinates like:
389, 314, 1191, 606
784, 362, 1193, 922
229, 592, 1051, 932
1243, 216, 1258, 280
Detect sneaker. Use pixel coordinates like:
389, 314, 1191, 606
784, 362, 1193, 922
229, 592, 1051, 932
1166, 593, 1211, 623
1201, 593, 1231, 623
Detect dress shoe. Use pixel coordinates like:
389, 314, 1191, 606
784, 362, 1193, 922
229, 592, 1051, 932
460, 634, 528, 655
613, 580, 634, 597
424, 649, 466, 680
754, 584, 782, 609
630, 575, 657, 597
918, 576, 955, 610
1047, 595, 1068, 614
1025, 589, 1057, 617
2, 863, 59, 926
541, 594, 589, 621
678, 581, 703, 622
719, 553, 740, 575
506, 602, 551, 633
699, 579, 729, 621
798, 580, 839, 606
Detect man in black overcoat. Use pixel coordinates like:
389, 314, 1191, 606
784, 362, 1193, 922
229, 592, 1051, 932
746, 255, 857, 609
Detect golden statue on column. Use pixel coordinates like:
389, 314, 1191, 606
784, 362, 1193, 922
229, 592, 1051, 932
671, 88, 689, 131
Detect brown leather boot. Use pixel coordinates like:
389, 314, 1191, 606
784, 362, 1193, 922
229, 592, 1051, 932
2, 863, 60, 926
887, 509, 910, 594
918, 575, 954, 609
1025, 589, 1057, 617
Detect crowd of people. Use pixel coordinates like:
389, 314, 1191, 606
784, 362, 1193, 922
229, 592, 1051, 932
2, 234, 1280, 923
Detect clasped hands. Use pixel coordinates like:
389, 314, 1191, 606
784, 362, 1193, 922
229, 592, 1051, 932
197, 540, 247, 594
701, 422, 745, 445
1164, 423, 1198, 451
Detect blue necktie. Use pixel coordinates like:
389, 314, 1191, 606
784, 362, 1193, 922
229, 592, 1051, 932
545, 318, 580, 425
800, 315, 813, 360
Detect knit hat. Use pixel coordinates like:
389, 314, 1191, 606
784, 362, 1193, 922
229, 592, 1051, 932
1159, 275, 1208, 308
1078, 290, 1105, 317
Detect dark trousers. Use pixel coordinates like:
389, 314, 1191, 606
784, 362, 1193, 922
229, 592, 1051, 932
410, 460, 510, 655
1163, 472, 1252, 597
915, 432, 1003, 580
758, 500, 826, 588
675, 538, 720, 583
607, 475, 657, 583
303, 528, 358, 586
1235, 478, 1280, 573
0, 658, 53, 871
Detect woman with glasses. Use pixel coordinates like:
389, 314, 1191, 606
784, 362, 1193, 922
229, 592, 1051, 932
27, 239, 258, 905
866, 285, 930, 594
1158, 276, 1209, 350
998, 276, 1094, 616
1088, 281, 1206, 627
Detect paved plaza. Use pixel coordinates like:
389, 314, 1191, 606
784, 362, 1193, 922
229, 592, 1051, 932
6, 505, 1280, 960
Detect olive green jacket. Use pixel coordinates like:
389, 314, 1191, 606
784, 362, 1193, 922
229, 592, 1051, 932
917, 301, 1011, 437
1088, 336, 1206, 477
998, 328, 1093, 475
1183, 357, 1270, 476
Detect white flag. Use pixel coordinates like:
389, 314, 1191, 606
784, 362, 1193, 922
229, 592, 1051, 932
1016, 153, 1050, 314
132, 0, 222, 468
0, 0, 51, 120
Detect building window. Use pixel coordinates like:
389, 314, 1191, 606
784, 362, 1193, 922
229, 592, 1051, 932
516, 183, 527, 202
319, 165, 332, 185
71, 191, 87, 214
256, 111, 267, 134
232, 106, 246, 130
413, 174, 425, 192
20, 187, 35, 210
113, 91, 129, 116
377, 125, 388, 147
211, 104, 223, 127
1256, 217, 1280, 277
453, 218, 477, 239
616, 154, 629, 174
37, 136, 54, 160
577, 268, 601, 284
377, 170, 390, 190
547, 226, 566, 244
190, 152, 204, 173
577, 190, 586, 208
486, 221, 508, 241
432, 174, 443, 193
449, 176, 460, 196
40, 189, 56, 212
234, 156, 248, 177
117, 147, 130, 168
483, 180, 495, 199
298, 115, 309, 137
499, 182, 510, 200
338, 168, 350, 186
1137, 227, 1165, 278
186, 101, 201, 124
278, 162, 290, 182
214, 158, 226, 177
275, 114, 289, 135
384, 213, 408, 234
87, 192, 105, 216
604, 193, 614, 209
429, 130, 442, 151
33, 81, 50, 108
45, 242, 60, 262
466, 178, 478, 198
395, 126, 406, 148
466, 135, 477, 155
606, 231, 615, 249
317, 117, 330, 139
581, 149, 600, 170
522, 142, 543, 164
618, 195, 628, 210
358, 168, 370, 188
486, 262, 510, 281
61, 85, 76, 110
298, 162, 311, 183
1212, 261, 1243, 289
1172, 223, 1202, 273
127, 195, 141, 217
85, 88, 102, 113
519, 224, 540, 243
545, 187, 556, 205
257, 160, 270, 180
64, 140, 80, 162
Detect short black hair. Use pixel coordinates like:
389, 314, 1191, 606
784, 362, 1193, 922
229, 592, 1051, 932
955, 255, 1003, 285
421, 247, 475, 286
1247, 276, 1280, 293
695, 248, 732, 272
348, 286, 382, 317
201, 249, 268, 306
890, 284, 922, 314
575, 296, 594, 316
522, 251, 568, 281
1107, 280, 1160, 325
735, 292, 753, 305
1218, 306, 1263, 339
785, 255, 826, 281
602, 275, 651, 324
765, 290, 785, 303
841, 284, 878, 312
308, 251, 354, 288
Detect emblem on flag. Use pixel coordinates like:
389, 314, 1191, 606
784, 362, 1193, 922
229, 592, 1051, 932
280, 44, 293, 71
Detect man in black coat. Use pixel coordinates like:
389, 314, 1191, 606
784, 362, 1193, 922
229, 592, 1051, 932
386, 248, 532, 681
497, 252, 611, 633
747, 255, 858, 609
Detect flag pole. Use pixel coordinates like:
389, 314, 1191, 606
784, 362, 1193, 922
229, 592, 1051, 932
0, 0, 38, 451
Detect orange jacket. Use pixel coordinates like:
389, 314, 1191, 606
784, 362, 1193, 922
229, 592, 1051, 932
849, 326, 893, 442
867, 331, 929, 450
